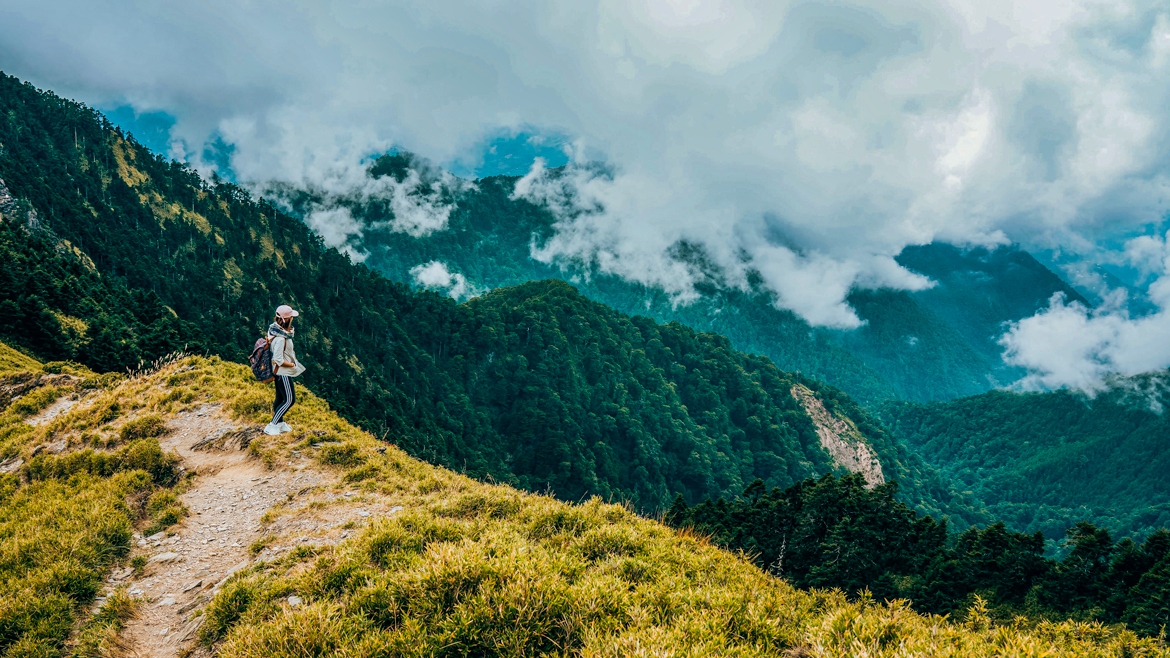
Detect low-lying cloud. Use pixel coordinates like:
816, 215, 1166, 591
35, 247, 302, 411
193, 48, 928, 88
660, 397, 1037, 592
410, 261, 480, 300
1000, 231, 1170, 390
3, 0, 1170, 379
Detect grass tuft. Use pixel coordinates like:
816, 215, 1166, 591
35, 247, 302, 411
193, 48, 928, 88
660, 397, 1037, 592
71, 588, 137, 658
118, 414, 167, 442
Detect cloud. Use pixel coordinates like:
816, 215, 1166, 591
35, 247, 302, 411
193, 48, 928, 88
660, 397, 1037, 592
3, 0, 1170, 330
1000, 230, 1170, 391
304, 206, 369, 263
410, 261, 480, 299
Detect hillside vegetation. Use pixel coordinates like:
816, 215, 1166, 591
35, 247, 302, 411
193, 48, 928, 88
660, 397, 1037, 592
880, 379, 1170, 543
667, 474, 1170, 635
0, 72, 979, 522
0, 350, 184, 656
1, 345, 1166, 657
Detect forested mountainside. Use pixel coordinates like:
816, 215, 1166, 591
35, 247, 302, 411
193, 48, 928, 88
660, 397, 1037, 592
879, 377, 1170, 543
665, 474, 1170, 635
285, 152, 1083, 405
0, 72, 982, 520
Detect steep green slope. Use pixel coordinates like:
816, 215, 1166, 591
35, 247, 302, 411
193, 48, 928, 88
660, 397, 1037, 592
0, 72, 980, 518
895, 243, 1090, 366
879, 376, 1170, 542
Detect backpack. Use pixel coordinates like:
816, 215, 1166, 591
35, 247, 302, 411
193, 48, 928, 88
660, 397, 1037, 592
249, 336, 275, 383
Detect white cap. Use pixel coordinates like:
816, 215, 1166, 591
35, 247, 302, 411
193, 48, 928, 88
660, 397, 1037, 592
275, 305, 299, 319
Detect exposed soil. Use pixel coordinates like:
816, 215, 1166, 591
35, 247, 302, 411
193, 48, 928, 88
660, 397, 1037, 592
24, 388, 92, 427
790, 385, 885, 488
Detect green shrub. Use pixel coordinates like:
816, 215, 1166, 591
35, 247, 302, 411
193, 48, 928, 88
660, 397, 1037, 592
87, 401, 120, 427
201, 580, 258, 645
71, 588, 137, 658
8, 386, 63, 418
342, 465, 380, 483
318, 443, 364, 468
119, 414, 167, 442
0, 593, 74, 657
24, 439, 178, 484
230, 391, 270, 422
79, 373, 124, 390
143, 480, 192, 535
249, 535, 276, 556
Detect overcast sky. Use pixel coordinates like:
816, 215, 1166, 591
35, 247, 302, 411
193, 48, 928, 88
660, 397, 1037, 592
2, 0, 1169, 388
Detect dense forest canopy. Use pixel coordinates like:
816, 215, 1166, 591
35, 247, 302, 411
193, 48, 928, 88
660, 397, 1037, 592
667, 474, 1170, 636
879, 381, 1170, 543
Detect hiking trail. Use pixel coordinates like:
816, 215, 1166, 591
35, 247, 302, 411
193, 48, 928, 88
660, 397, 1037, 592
98, 403, 395, 658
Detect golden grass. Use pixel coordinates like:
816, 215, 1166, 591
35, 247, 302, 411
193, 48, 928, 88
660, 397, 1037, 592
0, 342, 41, 375
1, 342, 1167, 657
70, 588, 138, 658
0, 343, 185, 656
142, 356, 1166, 658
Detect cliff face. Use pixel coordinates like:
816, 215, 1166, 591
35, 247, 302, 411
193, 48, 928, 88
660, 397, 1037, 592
790, 384, 885, 488
0, 177, 40, 228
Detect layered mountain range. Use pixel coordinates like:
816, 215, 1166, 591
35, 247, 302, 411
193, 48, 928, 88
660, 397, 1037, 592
0, 72, 978, 523
277, 152, 1089, 406
1, 71, 1166, 548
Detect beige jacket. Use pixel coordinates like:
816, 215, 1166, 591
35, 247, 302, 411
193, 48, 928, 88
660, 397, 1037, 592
270, 335, 306, 377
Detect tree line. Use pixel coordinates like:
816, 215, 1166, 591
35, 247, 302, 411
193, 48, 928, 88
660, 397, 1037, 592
666, 473, 1170, 636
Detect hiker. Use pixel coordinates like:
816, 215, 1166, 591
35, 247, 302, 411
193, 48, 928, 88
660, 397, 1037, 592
264, 305, 305, 435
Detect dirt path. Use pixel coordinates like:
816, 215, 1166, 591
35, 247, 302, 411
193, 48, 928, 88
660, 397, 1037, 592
111, 404, 331, 658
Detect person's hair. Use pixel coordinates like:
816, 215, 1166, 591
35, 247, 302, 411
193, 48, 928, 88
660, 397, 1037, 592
276, 315, 292, 329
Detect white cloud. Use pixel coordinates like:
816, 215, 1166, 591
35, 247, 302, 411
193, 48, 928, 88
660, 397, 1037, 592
3, 0, 1170, 333
410, 261, 480, 299
1000, 230, 1170, 391
304, 206, 369, 263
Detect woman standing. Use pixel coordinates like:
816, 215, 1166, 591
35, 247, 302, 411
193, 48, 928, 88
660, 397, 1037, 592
265, 304, 306, 435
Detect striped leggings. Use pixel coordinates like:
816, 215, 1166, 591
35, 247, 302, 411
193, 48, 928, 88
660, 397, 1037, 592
272, 375, 295, 424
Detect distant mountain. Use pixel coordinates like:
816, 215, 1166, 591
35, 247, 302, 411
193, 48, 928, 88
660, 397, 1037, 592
288, 153, 1083, 406
836, 244, 1092, 401
878, 374, 1170, 543
1032, 250, 1158, 317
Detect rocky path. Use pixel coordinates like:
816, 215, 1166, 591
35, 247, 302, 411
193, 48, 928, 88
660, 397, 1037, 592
111, 404, 330, 658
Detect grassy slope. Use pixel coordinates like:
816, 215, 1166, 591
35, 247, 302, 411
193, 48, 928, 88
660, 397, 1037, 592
0, 350, 185, 657
0, 343, 41, 375
0, 343, 1165, 655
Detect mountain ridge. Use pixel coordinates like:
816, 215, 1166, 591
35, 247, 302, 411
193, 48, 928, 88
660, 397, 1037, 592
3, 342, 1168, 655
292, 153, 1088, 406
0, 71, 982, 521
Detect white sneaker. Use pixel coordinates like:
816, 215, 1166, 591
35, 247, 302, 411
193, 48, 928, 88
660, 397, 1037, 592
278, 422, 292, 433
263, 423, 282, 436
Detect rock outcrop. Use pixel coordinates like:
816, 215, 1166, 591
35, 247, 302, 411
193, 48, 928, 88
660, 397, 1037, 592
790, 384, 885, 488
